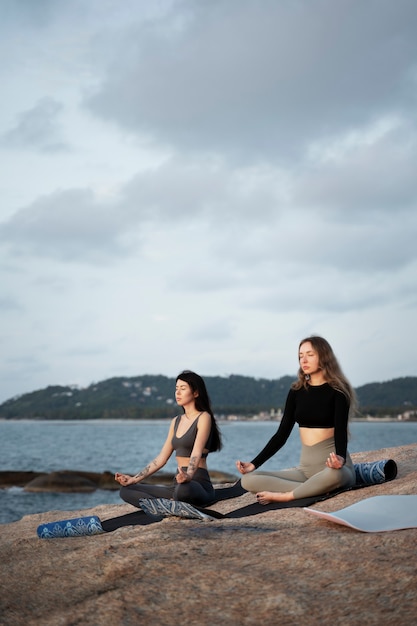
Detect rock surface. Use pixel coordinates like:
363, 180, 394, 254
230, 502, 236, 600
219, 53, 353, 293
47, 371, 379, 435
0, 445, 416, 626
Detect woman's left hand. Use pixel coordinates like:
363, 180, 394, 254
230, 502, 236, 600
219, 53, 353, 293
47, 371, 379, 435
176, 467, 191, 483
115, 472, 134, 485
326, 452, 345, 469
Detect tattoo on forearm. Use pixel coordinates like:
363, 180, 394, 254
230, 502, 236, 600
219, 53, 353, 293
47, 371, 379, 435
134, 465, 150, 479
135, 460, 156, 480
187, 456, 198, 477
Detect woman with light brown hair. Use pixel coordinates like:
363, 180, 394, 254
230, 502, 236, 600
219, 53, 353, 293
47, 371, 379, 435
236, 336, 357, 503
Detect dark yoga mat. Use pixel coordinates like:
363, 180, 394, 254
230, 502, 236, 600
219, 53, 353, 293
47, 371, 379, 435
100, 480, 248, 531
101, 458, 398, 530
100, 482, 324, 528
38, 460, 398, 537
101, 510, 159, 531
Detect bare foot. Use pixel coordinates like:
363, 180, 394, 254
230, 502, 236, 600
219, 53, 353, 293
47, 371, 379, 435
256, 491, 295, 504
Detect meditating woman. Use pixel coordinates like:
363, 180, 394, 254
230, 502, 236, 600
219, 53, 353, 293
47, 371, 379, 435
115, 370, 222, 507
236, 336, 357, 504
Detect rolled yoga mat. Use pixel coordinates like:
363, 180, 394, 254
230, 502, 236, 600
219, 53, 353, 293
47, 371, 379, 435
353, 459, 397, 485
37, 515, 104, 538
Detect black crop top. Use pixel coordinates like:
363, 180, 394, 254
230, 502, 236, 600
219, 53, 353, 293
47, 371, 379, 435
171, 414, 210, 458
251, 383, 349, 468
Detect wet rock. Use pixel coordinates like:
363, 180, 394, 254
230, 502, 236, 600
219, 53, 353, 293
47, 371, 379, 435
1, 468, 238, 492
0, 471, 45, 487
24, 471, 97, 493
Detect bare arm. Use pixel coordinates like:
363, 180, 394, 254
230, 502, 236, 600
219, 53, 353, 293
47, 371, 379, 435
115, 419, 175, 486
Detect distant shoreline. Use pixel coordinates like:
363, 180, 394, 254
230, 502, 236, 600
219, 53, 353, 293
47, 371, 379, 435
1, 416, 416, 423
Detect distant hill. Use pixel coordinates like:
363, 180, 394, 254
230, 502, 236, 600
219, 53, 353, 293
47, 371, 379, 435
0, 375, 416, 420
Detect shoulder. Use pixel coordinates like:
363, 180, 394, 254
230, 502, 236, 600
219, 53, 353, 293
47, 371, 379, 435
285, 387, 300, 405
197, 412, 211, 427
287, 386, 304, 400
168, 415, 180, 430
326, 384, 350, 408
326, 383, 346, 397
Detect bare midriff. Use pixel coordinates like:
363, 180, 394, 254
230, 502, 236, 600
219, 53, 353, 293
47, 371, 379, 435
299, 427, 334, 447
176, 455, 208, 469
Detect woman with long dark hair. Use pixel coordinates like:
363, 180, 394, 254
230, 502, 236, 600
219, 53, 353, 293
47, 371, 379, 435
115, 370, 222, 507
236, 336, 357, 503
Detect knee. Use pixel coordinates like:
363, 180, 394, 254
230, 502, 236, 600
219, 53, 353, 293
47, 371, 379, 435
174, 483, 194, 503
241, 473, 258, 493
119, 485, 135, 505
321, 467, 352, 490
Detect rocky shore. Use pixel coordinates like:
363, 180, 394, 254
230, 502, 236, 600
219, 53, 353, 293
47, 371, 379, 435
0, 469, 238, 492
1, 444, 416, 626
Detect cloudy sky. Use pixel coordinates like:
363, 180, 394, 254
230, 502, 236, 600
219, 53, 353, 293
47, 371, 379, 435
1, 0, 416, 403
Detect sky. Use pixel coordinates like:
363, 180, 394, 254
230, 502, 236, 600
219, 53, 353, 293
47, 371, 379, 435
1, 0, 416, 404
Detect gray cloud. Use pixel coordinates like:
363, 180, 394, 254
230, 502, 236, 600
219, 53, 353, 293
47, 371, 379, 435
0, 188, 126, 262
86, 0, 417, 162
295, 121, 417, 216
1, 0, 416, 402
1, 97, 68, 152
0, 0, 58, 29
2, 143, 415, 283
0, 156, 285, 262
0, 295, 22, 312
187, 318, 236, 343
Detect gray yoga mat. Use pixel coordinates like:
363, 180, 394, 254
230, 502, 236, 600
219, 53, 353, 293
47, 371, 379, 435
305, 495, 417, 532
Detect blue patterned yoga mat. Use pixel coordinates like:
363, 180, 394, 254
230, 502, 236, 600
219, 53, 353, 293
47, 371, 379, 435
37, 515, 104, 538
354, 459, 397, 486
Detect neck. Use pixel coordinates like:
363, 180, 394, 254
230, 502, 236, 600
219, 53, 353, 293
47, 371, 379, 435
307, 370, 326, 386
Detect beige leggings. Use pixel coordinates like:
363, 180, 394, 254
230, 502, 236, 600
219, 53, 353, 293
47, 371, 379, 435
241, 437, 356, 500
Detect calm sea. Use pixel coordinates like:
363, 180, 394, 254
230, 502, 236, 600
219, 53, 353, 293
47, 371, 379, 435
1, 419, 416, 525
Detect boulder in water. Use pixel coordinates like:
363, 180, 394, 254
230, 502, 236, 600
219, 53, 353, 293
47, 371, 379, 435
24, 471, 97, 493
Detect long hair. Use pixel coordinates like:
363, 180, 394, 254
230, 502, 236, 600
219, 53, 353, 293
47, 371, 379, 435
292, 336, 357, 415
176, 370, 222, 451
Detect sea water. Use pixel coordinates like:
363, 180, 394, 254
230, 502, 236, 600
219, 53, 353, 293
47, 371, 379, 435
1, 419, 416, 524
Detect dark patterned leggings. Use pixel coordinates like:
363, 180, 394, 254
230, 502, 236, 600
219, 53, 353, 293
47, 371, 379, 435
119, 467, 215, 508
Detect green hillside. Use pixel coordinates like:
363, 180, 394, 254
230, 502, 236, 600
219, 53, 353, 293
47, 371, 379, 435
1, 375, 416, 420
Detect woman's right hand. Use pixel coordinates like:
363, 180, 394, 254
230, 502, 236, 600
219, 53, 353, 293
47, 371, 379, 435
115, 472, 136, 486
236, 460, 255, 475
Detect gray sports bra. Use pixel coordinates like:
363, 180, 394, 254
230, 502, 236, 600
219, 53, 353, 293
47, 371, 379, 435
171, 414, 209, 458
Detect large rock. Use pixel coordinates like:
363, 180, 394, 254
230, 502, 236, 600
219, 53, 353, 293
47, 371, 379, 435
24, 471, 97, 493
1, 468, 238, 492
0, 471, 44, 487
0, 445, 416, 625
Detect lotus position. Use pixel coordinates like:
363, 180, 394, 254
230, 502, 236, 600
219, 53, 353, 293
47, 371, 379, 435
115, 370, 222, 507
236, 336, 357, 504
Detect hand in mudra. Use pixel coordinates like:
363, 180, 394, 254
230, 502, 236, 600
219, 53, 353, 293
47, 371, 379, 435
326, 452, 345, 469
236, 460, 255, 475
175, 467, 191, 483
115, 472, 135, 486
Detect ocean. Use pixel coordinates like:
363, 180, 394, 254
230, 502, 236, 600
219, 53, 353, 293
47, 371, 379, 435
1, 419, 416, 525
